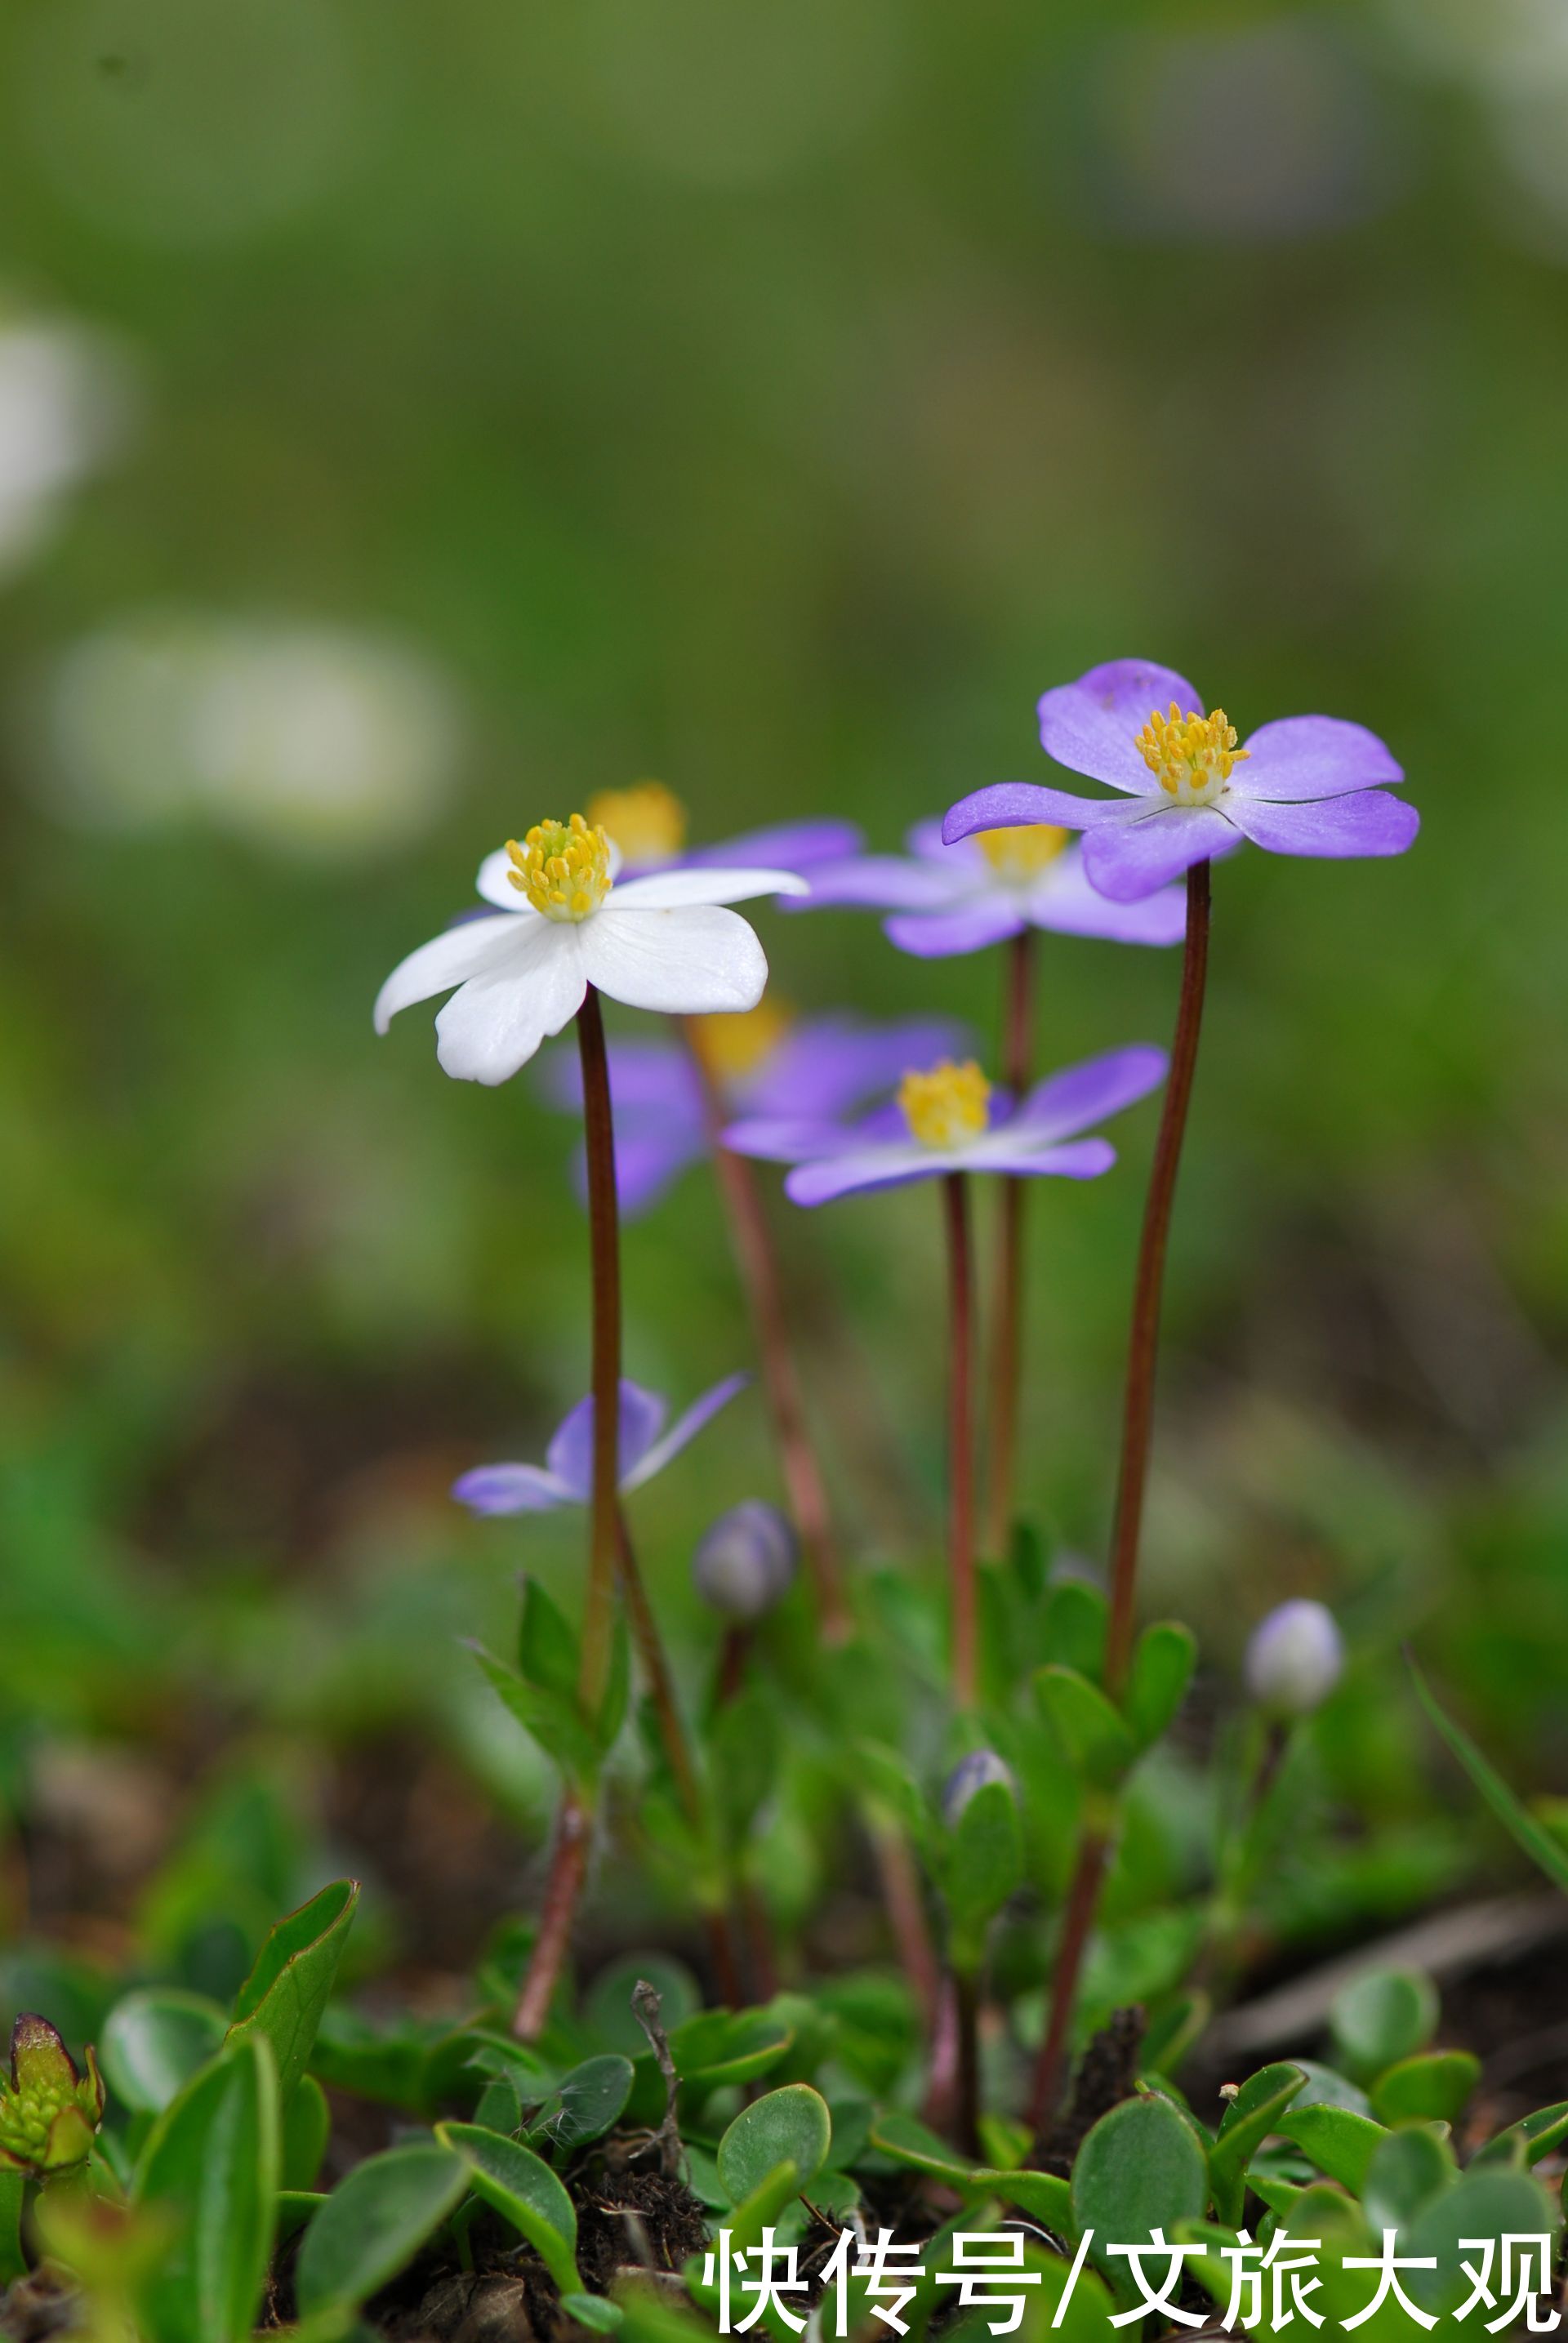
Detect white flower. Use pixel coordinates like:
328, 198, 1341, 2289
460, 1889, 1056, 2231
376, 813, 808, 1085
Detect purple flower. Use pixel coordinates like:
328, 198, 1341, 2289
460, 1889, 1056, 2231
942, 1750, 1016, 1826
727, 1044, 1166, 1206
693, 1501, 799, 1619
786, 817, 1186, 954
453, 1374, 746, 1517
576, 779, 861, 883
541, 1009, 972, 1218
942, 658, 1416, 903
1245, 1600, 1344, 1717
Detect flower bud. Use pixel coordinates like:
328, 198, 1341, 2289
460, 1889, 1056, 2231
693, 1502, 798, 1621
1245, 1601, 1344, 1718
0, 2015, 105, 2175
942, 1749, 1016, 1829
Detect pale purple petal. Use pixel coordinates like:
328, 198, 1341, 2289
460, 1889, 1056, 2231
785, 1145, 948, 1205
1229, 715, 1403, 803
747, 1014, 971, 1120
546, 1382, 668, 1498
610, 866, 809, 911
722, 1116, 866, 1164
615, 1127, 708, 1217
942, 781, 1130, 844
685, 818, 863, 871
452, 1463, 576, 1515
1223, 789, 1419, 859
623, 1371, 749, 1490
785, 854, 961, 913
1082, 806, 1241, 902
1027, 851, 1187, 945
1038, 659, 1202, 795
539, 1036, 704, 1120
1012, 1045, 1168, 1142
906, 817, 973, 863
978, 1138, 1117, 1181
885, 898, 1027, 957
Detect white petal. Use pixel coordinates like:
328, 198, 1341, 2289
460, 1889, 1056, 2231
374, 913, 534, 1034
608, 866, 810, 911
477, 836, 622, 908
580, 904, 768, 1013
434, 921, 586, 1084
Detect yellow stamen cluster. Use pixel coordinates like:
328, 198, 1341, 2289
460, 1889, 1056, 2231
586, 780, 687, 866
1134, 703, 1250, 804
506, 813, 612, 921
975, 823, 1069, 880
899, 1059, 991, 1151
690, 998, 792, 1087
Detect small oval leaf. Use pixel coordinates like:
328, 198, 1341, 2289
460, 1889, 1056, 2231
718, 2086, 831, 2206
296, 2140, 470, 2316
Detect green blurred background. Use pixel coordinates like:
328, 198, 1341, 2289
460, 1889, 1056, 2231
2, 0, 1566, 1979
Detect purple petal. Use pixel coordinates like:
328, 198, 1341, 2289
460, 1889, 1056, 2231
784, 1147, 944, 1206
1013, 1045, 1168, 1142
942, 781, 1129, 844
687, 818, 863, 872
722, 1116, 866, 1164
623, 1371, 749, 1490
746, 1014, 972, 1120
1082, 806, 1241, 901
616, 1128, 707, 1217
979, 1138, 1117, 1181
452, 1463, 574, 1516
1027, 852, 1187, 946
885, 897, 1026, 957
1038, 659, 1202, 795
1223, 788, 1419, 859
906, 816, 975, 863
546, 1381, 668, 1499
1229, 715, 1403, 803
539, 1036, 704, 1120
785, 854, 960, 913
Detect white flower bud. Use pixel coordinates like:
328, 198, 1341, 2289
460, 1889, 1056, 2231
692, 1502, 797, 1621
942, 1749, 1016, 1828
1245, 1600, 1344, 1717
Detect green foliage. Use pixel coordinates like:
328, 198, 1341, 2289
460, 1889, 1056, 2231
1071, 2094, 1209, 2273
295, 2141, 470, 2319
131, 2035, 279, 2343
225, 1880, 359, 2106
437, 2121, 583, 2292
100, 1992, 228, 2118
716, 2084, 831, 2205
1329, 1966, 1438, 2082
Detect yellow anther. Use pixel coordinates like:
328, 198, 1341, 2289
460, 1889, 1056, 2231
690, 998, 792, 1086
586, 780, 688, 866
1134, 702, 1250, 804
506, 813, 613, 922
975, 823, 1069, 880
899, 1059, 991, 1151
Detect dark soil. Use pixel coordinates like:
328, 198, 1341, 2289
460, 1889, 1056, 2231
1037, 2006, 1147, 2177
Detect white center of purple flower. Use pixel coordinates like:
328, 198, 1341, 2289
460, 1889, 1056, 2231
1134, 702, 1250, 806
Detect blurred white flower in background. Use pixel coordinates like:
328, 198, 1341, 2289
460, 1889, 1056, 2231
1383, 0, 1568, 253
37, 613, 464, 860
0, 304, 128, 578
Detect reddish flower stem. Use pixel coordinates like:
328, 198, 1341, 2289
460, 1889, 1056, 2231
954, 1968, 982, 2162
983, 929, 1036, 1557
513, 1790, 592, 2041
1027, 860, 1212, 2131
944, 1172, 978, 1708
683, 1022, 852, 1642
869, 1815, 942, 2033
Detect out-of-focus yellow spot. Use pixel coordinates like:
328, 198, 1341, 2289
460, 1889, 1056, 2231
975, 824, 1069, 880
690, 997, 791, 1085
586, 779, 687, 865
507, 813, 612, 921
1134, 703, 1249, 803
898, 1059, 991, 1150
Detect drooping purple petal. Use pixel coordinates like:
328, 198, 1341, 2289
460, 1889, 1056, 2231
746, 1014, 972, 1121
1027, 852, 1187, 946
1229, 715, 1403, 802
684, 818, 864, 872
614, 1126, 709, 1217
1082, 805, 1241, 901
546, 1381, 669, 1499
886, 897, 1027, 957
541, 1036, 705, 1120
978, 1137, 1117, 1180
1038, 659, 1201, 795
906, 817, 977, 864
785, 854, 960, 913
1223, 789, 1419, 859
1012, 1045, 1168, 1142
623, 1371, 749, 1490
785, 1146, 946, 1206
722, 1115, 868, 1165
942, 781, 1131, 844
452, 1463, 575, 1516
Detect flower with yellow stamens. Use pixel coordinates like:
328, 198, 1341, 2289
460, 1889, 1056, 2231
506, 814, 614, 921
899, 1060, 991, 1150
586, 780, 688, 867
973, 824, 1069, 878
1133, 704, 1248, 804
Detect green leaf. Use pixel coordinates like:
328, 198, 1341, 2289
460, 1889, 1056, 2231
0, 2170, 24, 2289
474, 2073, 522, 2134
595, 1610, 632, 1755
132, 2034, 280, 2343
526, 2054, 635, 2155
295, 2140, 470, 2316
1278, 2102, 1387, 2194
475, 1650, 600, 1785
868, 2111, 976, 2184
100, 1989, 228, 2116
1042, 1581, 1107, 1681
585, 1954, 702, 2056
226, 1878, 359, 2106
667, 2007, 793, 2088
1036, 1666, 1137, 1788
283, 2072, 331, 2191
1328, 1967, 1437, 2082
1124, 1622, 1196, 1751
946, 1779, 1023, 1948
1361, 2124, 1455, 2236
1209, 2063, 1306, 2228
1472, 2099, 1568, 2168
438, 2120, 582, 2294
706, 1688, 779, 1844
563, 2293, 625, 2332
1410, 1659, 1568, 1895
275, 2190, 325, 2244
717, 2084, 831, 2204
1405, 2165, 1561, 2319
1370, 2050, 1481, 2127
981, 2167, 1073, 2234
1071, 2095, 1207, 2274
519, 1577, 581, 1699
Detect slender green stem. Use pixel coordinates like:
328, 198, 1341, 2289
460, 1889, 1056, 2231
0, 2167, 23, 2287
984, 929, 1036, 1557
1027, 862, 1212, 2136
944, 1172, 978, 1708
